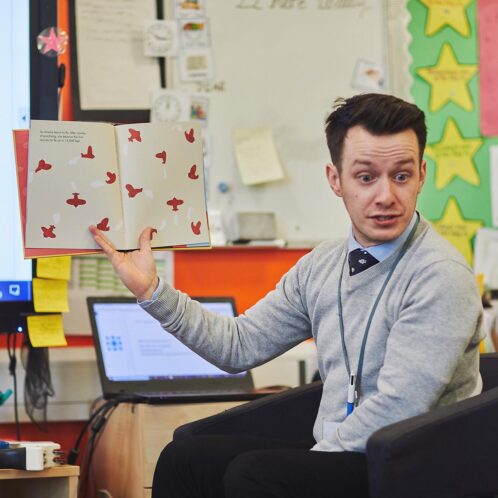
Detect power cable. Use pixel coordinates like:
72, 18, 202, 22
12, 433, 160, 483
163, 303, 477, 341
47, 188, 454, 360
6, 332, 21, 441
21, 335, 55, 431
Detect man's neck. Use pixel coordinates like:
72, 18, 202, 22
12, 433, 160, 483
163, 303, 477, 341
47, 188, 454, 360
348, 212, 418, 263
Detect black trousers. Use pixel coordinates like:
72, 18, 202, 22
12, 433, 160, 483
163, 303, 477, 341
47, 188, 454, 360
152, 435, 369, 498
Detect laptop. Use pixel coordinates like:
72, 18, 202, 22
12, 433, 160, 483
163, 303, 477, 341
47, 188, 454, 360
87, 296, 266, 403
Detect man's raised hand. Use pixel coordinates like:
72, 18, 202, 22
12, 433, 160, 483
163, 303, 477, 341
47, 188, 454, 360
89, 225, 159, 301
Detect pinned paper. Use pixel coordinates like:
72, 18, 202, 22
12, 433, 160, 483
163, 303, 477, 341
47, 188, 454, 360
233, 127, 285, 186
419, 0, 472, 37
27, 314, 67, 347
36, 256, 72, 280
33, 278, 69, 313
490, 146, 498, 227
190, 95, 209, 124
351, 60, 385, 92
431, 197, 483, 265
179, 18, 210, 48
416, 43, 477, 112
425, 119, 482, 190
478, 0, 498, 136
474, 228, 498, 288
178, 48, 214, 82
175, 0, 206, 18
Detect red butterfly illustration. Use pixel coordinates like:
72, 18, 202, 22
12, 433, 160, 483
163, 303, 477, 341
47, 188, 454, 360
155, 151, 167, 164
191, 221, 201, 235
166, 197, 184, 211
66, 193, 87, 208
41, 225, 56, 238
150, 228, 158, 240
128, 129, 142, 142
188, 164, 199, 180
81, 146, 95, 159
106, 172, 117, 184
184, 128, 195, 143
96, 217, 110, 231
126, 184, 143, 198
35, 159, 52, 173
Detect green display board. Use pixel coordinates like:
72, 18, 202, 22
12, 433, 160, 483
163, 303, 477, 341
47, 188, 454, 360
409, 0, 498, 265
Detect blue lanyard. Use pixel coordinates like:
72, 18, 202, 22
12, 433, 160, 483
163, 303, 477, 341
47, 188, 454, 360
338, 214, 420, 414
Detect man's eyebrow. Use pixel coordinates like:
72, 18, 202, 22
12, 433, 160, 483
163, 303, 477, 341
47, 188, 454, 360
350, 158, 417, 168
351, 159, 375, 167
393, 158, 417, 166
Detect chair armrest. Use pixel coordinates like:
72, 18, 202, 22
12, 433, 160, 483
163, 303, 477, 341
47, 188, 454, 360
366, 387, 498, 498
173, 381, 323, 445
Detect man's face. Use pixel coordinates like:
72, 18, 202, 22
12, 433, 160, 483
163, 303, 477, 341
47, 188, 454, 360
326, 125, 426, 247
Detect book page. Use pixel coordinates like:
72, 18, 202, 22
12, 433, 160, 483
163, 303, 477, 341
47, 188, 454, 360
114, 122, 210, 249
25, 120, 125, 250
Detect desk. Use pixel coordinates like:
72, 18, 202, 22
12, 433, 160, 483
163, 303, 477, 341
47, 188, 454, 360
91, 401, 243, 498
0, 465, 79, 498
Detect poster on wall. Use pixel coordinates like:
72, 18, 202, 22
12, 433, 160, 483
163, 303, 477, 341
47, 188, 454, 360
408, 0, 493, 268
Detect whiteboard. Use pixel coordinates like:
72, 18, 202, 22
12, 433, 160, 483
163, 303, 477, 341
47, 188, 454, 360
170, 0, 389, 243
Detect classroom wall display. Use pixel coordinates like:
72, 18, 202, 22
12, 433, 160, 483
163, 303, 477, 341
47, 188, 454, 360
164, 0, 392, 244
409, 0, 498, 266
68, 0, 163, 122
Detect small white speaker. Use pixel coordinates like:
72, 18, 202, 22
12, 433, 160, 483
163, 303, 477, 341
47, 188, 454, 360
229, 212, 277, 242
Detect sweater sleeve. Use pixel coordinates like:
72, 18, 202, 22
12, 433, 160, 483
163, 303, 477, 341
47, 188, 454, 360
139, 253, 314, 373
326, 259, 483, 452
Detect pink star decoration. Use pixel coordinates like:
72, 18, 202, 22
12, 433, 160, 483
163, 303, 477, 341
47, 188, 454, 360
39, 28, 64, 55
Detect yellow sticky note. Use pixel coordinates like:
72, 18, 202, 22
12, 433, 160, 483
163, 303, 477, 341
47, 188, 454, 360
33, 278, 69, 313
36, 256, 72, 280
476, 273, 484, 297
27, 314, 67, 347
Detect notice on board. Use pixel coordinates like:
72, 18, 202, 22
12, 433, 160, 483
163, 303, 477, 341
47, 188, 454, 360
233, 127, 285, 186
36, 256, 72, 281
27, 314, 67, 348
33, 278, 69, 313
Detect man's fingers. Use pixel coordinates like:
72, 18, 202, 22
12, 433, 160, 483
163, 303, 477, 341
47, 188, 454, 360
90, 225, 116, 256
139, 227, 154, 252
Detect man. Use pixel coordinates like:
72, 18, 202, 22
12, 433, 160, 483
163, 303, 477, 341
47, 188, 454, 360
90, 93, 483, 498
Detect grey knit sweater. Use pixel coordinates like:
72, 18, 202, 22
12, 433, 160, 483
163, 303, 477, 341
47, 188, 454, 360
141, 217, 484, 452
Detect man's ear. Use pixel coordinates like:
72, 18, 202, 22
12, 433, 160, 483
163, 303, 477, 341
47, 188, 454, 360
326, 163, 342, 197
417, 160, 427, 193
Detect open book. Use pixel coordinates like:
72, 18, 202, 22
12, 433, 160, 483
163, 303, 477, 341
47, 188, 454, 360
15, 120, 210, 258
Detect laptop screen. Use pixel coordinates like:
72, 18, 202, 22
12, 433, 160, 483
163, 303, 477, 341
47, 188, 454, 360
91, 297, 246, 382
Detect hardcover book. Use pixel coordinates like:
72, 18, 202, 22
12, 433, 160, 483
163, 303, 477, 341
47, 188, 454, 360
14, 120, 210, 258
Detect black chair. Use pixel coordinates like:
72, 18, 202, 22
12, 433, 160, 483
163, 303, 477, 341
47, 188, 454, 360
173, 353, 498, 498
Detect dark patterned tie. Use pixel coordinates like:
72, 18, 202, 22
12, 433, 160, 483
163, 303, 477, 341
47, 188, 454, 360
348, 248, 379, 276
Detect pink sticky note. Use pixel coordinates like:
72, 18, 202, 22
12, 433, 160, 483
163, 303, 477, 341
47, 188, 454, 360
478, 0, 498, 136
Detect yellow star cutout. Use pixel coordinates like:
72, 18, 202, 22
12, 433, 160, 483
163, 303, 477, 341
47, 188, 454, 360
431, 197, 483, 265
417, 43, 477, 112
425, 119, 482, 189
420, 0, 472, 37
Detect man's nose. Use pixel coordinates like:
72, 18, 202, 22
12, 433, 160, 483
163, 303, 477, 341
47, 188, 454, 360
375, 178, 396, 205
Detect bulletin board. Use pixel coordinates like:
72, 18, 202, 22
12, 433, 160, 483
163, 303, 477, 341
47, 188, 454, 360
169, 0, 391, 243
408, 0, 497, 267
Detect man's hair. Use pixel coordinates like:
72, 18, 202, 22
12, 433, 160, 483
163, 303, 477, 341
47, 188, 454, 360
325, 93, 427, 170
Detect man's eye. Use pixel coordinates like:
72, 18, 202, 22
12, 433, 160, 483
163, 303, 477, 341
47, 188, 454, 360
359, 175, 373, 183
395, 173, 409, 182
